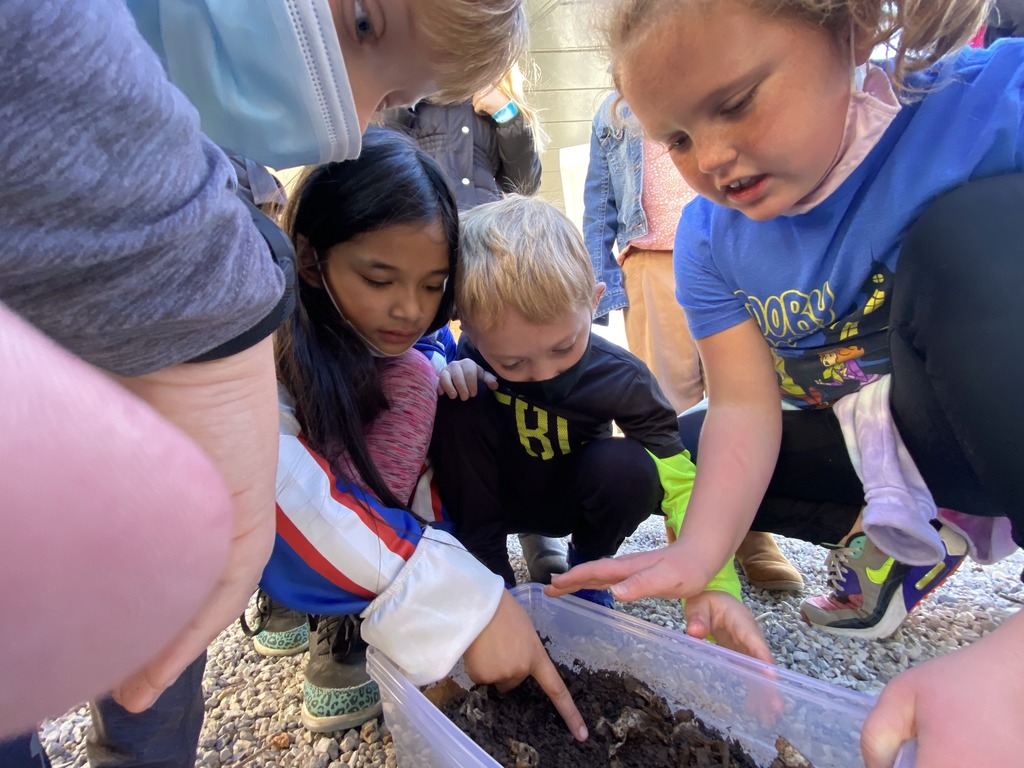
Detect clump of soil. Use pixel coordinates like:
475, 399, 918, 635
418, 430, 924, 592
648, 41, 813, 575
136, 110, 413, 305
431, 662, 813, 768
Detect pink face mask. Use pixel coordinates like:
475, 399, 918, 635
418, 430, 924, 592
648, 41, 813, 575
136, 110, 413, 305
784, 56, 902, 216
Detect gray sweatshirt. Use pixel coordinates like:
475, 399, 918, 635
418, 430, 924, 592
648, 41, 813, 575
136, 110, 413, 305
0, 0, 285, 376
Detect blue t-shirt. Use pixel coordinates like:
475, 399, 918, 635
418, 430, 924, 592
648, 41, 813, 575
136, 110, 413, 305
677, 42, 1024, 408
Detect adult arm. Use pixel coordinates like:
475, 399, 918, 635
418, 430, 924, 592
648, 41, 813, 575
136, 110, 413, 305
108, 339, 278, 711
2, 0, 287, 714
862, 609, 1024, 768
0, 305, 233, 736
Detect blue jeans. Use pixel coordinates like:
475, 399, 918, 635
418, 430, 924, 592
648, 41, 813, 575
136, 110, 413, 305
0, 653, 206, 768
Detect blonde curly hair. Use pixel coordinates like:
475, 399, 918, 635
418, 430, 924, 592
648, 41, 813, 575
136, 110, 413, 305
606, 0, 991, 95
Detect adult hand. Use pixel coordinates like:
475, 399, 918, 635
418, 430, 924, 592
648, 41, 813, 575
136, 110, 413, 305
437, 359, 499, 400
546, 537, 714, 603
463, 590, 588, 742
108, 336, 279, 712
472, 85, 512, 117
861, 610, 1024, 768
0, 305, 232, 737
682, 591, 773, 664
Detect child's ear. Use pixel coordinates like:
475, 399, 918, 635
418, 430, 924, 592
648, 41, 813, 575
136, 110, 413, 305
593, 281, 607, 311
295, 234, 322, 288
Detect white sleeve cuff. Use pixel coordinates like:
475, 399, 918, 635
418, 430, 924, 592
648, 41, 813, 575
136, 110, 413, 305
359, 528, 504, 686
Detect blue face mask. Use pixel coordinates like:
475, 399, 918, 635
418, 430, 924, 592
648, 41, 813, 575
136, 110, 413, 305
126, 0, 362, 169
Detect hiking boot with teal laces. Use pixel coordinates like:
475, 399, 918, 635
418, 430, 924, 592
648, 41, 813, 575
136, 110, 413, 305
240, 589, 309, 657
301, 614, 382, 733
800, 524, 967, 639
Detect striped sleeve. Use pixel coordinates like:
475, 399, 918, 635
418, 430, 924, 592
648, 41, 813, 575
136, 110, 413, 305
263, 390, 504, 684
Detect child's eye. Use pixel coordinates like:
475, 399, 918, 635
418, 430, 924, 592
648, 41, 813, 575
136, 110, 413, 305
667, 133, 690, 152
353, 0, 376, 41
500, 361, 524, 371
722, 88, 756, 116
553, 344, 576, 355
362, 277, 390, 289
424, 284, 446, 293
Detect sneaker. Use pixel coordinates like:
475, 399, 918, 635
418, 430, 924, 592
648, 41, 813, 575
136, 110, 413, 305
566, 542, 614, 609
301, 614, 382, 733
518, 533, 569, 585
800, 525, 967, 639
239, 589, 309, 657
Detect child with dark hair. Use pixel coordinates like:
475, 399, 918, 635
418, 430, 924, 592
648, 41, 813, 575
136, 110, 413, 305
261, 128, 584, 737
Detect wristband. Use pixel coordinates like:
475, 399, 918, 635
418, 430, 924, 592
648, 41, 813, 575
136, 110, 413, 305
187, 197, 296, 363
491, 101, 519, 124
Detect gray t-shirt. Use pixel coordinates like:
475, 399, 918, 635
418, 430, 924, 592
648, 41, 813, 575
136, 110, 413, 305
1, 1, 285, 376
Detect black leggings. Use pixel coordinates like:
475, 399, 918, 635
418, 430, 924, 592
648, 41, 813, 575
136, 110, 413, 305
680, 174, 1024, 548
431, 390, 660, 586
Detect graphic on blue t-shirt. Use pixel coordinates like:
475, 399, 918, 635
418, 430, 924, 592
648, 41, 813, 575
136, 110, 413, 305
767, 263, 893, 407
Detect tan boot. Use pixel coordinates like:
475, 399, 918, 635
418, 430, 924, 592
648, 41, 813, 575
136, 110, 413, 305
735, 531, 804, 592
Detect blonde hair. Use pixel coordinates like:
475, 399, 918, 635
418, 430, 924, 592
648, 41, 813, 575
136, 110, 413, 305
424, 0, 530, 104
495, 60, 549, 153
606, 0, 991, 95
458, 195, 596, 330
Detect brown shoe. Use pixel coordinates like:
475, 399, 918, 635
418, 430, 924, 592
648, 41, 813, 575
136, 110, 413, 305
735, 531, 804, 592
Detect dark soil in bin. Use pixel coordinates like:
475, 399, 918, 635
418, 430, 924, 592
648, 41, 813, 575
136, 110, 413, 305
430, 661, 814, 768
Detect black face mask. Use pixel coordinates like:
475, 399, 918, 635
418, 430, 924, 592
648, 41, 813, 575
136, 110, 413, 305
493, 335, 593, 403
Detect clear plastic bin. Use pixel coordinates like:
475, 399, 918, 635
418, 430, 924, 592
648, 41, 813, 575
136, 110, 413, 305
366, 584, 876, 767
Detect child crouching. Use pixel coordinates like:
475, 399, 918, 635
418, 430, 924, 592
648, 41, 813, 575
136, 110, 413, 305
430, 195, 770, 658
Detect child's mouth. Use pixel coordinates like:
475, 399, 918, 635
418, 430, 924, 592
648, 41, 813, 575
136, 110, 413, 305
722, 174, 768, 200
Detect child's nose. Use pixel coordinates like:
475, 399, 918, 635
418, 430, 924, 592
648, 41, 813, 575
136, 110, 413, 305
391, 289, 424, 321
695, 132, 738, 175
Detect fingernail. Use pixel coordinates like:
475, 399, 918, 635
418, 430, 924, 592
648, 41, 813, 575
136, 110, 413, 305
577, 725, 589, 741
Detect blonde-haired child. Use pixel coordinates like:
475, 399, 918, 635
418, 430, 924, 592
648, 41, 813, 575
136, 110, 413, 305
432, 195, 772, 661
549, 0, 1024, 765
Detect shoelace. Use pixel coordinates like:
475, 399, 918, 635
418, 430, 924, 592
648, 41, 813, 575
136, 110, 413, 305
821, 542, 853, 593
238, 589, 273, 637
313, 614, 362, 660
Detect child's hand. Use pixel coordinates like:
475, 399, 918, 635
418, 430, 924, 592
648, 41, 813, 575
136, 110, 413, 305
464, 590, 589, 743
437, 359, 498, 400
861, 611, 1024, 768
545, 536, 716, 603
682, 590, 773, 664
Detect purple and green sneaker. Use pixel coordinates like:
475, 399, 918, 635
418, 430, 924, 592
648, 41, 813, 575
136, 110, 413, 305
800, 525, 967, 640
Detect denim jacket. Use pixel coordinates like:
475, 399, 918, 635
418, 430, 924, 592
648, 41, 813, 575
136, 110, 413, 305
583, 94, 647, 321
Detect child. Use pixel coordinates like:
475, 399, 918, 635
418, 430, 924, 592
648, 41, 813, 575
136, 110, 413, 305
583, 90, 804, 593
549, 0, 1024, 764
263, 129, 584, 739
431, 194, 772, 661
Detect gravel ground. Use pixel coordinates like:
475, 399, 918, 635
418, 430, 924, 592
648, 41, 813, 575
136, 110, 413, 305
41, 518, 1024, 767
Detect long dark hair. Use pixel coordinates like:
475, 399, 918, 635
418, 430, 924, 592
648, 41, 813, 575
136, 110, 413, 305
275, 127, 459, 511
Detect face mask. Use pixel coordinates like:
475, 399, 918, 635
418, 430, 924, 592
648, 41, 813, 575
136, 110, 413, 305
319, 267, 407, 358
493, 336, 594, 402
127, 0, 362, 169
785, 34, 901, 215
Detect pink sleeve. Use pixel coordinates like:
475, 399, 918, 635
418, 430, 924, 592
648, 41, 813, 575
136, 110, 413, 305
368, 350, 439, 503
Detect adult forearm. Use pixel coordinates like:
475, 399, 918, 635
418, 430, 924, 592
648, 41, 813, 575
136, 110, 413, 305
108, 336, 279, 711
